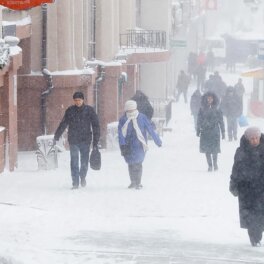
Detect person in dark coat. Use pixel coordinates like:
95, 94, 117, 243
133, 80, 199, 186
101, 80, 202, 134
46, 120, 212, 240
196, 92, 225, 171
229, 127, 264, 247
118, 100, 162, 189
220, 86, 242, 141
175, 70, 190, 103
190, 89, 202, 132
234, 78, 245, 113
131, 90, 154, 120
54, 91, 100, 189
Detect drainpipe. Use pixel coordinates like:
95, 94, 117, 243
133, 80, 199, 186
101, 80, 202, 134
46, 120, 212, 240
89, 0, 96, 59
41, 4, 48, 70
40, 4, 54, 135
95, 65, 105, 114
41, 69, 54, 135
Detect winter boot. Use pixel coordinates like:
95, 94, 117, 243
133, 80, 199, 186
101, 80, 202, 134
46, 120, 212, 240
213, 153, 218, 171
81, 178, 86, 187
206, 153, 213, 172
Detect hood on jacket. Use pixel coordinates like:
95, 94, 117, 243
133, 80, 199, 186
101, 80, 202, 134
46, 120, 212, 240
201, 91, 219, 108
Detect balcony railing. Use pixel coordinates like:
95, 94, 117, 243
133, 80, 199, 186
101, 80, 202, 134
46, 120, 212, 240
119, 30, 167, 50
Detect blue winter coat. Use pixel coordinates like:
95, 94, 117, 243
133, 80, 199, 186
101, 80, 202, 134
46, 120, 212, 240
118, 113, 162, 164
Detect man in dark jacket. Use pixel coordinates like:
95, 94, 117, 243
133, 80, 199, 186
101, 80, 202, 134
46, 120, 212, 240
54, 91, 100, 189
230, 127, 264, 246
175, 70, 190, 103
220, 86, 242, 141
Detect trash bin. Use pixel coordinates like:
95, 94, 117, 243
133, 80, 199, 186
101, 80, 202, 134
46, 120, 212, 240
36, 135, 58, 170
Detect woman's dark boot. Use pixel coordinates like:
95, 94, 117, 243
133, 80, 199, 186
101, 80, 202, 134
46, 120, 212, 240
206, 153, 213, 172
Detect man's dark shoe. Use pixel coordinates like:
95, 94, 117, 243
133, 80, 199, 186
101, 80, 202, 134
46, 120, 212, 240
128, 183, 136, 189
208, 166, 212, 172
214, 165, 218, 171
81, 178, 86, 187
71, 185, 79, 190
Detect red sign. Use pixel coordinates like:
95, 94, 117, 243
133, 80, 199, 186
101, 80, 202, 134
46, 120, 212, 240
0, 0, 54, 10
205, 0, 217, 10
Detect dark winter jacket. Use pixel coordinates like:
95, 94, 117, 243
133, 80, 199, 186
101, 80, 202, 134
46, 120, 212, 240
176, 72, 190, 92
131, 91, 154, 120
197, 92, 225, 153
220, 87, 242, 118
118, 112, 161, 164
190, 90, 202, 116
54, 104, 100, 146
229, 134, 264, 229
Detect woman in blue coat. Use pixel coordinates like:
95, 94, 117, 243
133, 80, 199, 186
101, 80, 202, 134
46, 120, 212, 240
118, 100, 162, 189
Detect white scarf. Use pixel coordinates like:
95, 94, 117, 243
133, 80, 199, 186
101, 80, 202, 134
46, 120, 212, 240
121, 110, 148, 152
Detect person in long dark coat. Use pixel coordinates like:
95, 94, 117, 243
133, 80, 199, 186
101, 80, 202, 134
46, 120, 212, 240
196, 92, 225, 171
190, 89, 202, 132
229, 127, 264, 247
220, 86, 242, 141
131, 90, 154, 121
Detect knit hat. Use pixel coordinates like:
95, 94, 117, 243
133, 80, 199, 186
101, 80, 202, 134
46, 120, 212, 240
124, 100, 137, 112
244, 126, 261, 140
73, 91, 84, 100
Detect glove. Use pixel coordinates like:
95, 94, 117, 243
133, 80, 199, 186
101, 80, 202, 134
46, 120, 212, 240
222, 134, 225, 140
120, 145, 130, 156
93, 144, 98, 151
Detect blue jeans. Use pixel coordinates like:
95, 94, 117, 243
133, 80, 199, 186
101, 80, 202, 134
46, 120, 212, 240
70, 143, 90, 186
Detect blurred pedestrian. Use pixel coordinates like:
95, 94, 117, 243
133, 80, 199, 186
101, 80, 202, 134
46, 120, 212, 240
220, 86, 242, 141
196, 92, 225, 171
118, 100, 162, 189
175, 70, 190, 103
131, 90, 154, 121
54, 92, 100, 189
229, 127, 264, 247
234, 78, 245, 113
190, 89, 202, 132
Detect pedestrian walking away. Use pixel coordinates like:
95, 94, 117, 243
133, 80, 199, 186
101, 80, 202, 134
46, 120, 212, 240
229, 127, 264, 247
190, 89, 202, 132
54, 91, 100, 189
118, 100, 162, 189
175, 70, 190, 103
220, 86, 242, 141
196, 92, 225, 171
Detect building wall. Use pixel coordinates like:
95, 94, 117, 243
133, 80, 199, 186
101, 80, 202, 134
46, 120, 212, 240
0, 128, 5, 173
119, 0, 136, 34
96, 0, 120, 61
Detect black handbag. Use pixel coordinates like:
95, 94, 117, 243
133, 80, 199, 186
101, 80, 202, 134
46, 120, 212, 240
90, 147, 101, 170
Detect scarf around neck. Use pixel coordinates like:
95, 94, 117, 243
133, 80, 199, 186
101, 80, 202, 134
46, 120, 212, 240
121, 110, 148, 152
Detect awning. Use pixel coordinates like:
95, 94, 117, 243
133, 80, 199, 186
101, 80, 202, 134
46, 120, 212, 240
0, 0, 54, 10
241, 67, 264, 78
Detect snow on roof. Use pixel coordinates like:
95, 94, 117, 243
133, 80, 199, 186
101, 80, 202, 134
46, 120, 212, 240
0, 126, 5, 132
2, 16, 31, 26
9, 46, 22, 56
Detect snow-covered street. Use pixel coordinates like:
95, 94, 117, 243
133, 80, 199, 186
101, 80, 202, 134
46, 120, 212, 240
0, 71, 264, 263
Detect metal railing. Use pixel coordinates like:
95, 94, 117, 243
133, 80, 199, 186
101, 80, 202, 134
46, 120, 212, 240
119, 29, 167, 50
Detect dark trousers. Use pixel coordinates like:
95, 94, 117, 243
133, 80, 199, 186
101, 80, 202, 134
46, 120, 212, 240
226, 116, 238, 140
128, 163, 143, 185
205, 152, 218, 169
70, 143, 90, 186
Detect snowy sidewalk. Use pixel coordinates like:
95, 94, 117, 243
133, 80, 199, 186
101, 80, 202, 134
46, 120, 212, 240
0, 98, 264, 263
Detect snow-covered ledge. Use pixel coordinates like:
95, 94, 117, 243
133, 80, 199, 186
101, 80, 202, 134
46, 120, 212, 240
0, 38, 10, 70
